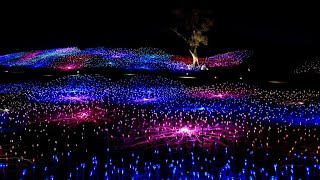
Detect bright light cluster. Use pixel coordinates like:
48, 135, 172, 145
122, 121, 241, 150
1, 75, 320, 127
0, 47, 252, 71
1, 74, 320, 179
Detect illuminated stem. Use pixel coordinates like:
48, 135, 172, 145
171, 28, 199, 66
189, 50, 199, 66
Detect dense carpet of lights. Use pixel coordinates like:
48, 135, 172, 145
0, 47, 252, 71
1, 74, 320, 179
294, 57, 320, 74
111, 75, 186, 105
186, 82, 254, 99
26, 74, 114, 103
204, 50, 253, 68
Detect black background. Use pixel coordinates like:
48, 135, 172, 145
1, 2, 320, 78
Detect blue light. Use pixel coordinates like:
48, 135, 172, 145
22, 169, 27, 176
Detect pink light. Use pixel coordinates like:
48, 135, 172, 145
28, 106, 113, 128
19, 51, 41, 61
80, 113, 87, 118
179, 127, 189, 133
122, 122, 242, 150
57, 65, 75, 71
178, 127, 193, 136
58, 65, 80, 71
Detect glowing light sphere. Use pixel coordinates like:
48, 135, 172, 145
179, 127, 193, 135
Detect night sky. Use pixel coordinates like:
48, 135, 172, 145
1, 2, 320, 77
